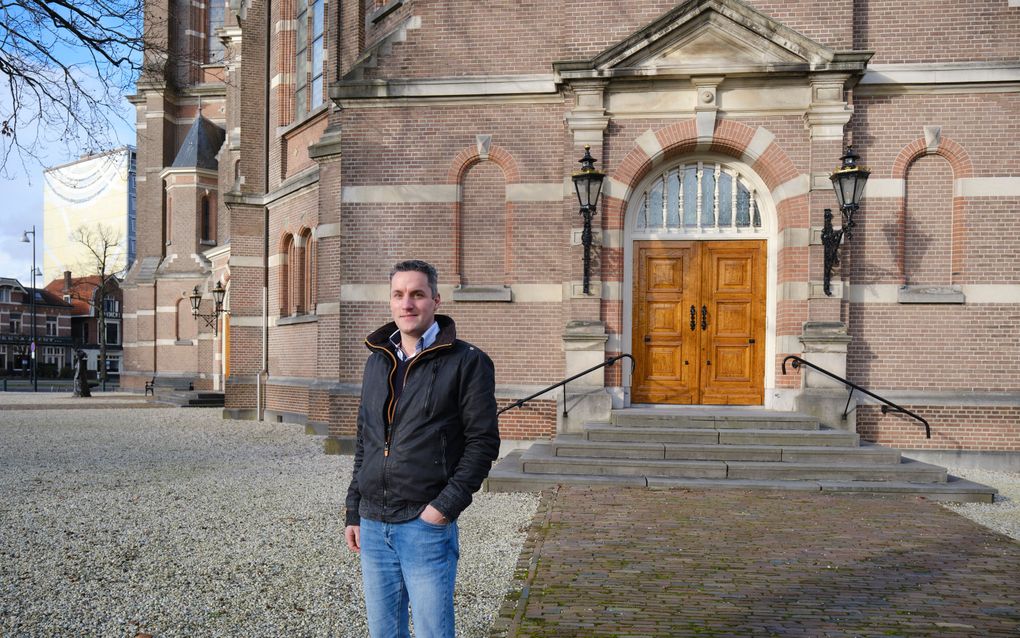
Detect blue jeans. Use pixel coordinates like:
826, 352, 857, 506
360, 516, 459, 638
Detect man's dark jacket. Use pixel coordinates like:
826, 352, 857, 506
345, 314, 500, 526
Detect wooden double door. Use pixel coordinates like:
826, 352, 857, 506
632, 240, 766, 405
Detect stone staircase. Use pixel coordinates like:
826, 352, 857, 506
151, 391, 225, 408
486, 407, 996, 503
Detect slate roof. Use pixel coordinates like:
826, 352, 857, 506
171, 116, 226, 170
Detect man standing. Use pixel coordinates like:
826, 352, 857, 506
344, 259, 500, 638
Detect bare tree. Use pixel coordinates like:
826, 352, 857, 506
70, 223, 125, 384
0, 0, 153, 176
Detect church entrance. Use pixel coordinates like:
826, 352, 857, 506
631, 239, 766, 405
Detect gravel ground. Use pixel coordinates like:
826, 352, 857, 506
2, 395, 1018, 637
942, 467, 1020, 542
0, 403, 538, 638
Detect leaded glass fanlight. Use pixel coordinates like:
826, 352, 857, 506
634, 162, 764, 235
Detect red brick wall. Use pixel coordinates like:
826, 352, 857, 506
847, 304, 1020, 392
858, 405, 1020, 452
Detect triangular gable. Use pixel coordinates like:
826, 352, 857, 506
556, 0, 862, 78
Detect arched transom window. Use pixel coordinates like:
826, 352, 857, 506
634, 161, 764, 236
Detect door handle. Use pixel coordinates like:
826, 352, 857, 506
701, 305, 708, 330
690, 306, 696, 331
644, 335, 651, 343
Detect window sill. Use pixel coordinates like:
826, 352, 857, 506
452, 285, 512, 302
277, 313, 318, 326
278, 104, 329, 138
897, 285, 966, 304
369, 0, 403, 24
199, 239, 217, 247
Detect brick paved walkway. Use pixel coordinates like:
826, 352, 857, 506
491, 486, 1020, 637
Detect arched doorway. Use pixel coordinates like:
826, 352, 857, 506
622, 155, 779, 406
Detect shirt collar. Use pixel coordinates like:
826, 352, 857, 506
389, 320, 440, 361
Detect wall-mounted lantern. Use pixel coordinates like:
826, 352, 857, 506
822, 145, 871, 296
571, 145, 606, 295
190, 280, 228, 336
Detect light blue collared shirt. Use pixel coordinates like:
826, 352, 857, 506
390, 320, 440, 361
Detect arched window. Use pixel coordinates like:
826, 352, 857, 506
460, 160, 508, 285
633, 161, 764, 237
200, 195, 216, 244
280, 234, 293, 316
207, 0, 225, 63
300, 228, 315, 313
295, 0, 325, 120
904, 155, 953, 286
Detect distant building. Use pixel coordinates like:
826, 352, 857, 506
0, 278, 74, 376
42, 147, 137, 282
44, 272, 124, 377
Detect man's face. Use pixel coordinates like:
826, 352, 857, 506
390, 270, 440, 340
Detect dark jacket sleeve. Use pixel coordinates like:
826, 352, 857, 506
430, 346, 500, 520
344, 374, 368, 526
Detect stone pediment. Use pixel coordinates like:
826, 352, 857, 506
555, 0, 869, 79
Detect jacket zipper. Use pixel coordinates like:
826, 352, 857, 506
367, 341, 453, 456
424, 361, 439, 418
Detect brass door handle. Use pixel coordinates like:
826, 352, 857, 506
701, 305, 708, 330
690, 305, 696, 331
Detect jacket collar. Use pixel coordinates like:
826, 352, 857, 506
366, 314, 457, 352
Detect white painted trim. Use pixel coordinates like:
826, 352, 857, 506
779, 228, 810, 249
231, 316, 271, 327
316, 222, 341, 238
603, 177, 631, 201
137, 309, 155, 316
849, 284, 1020, 304
342, 184, 459, 203
954, 177, 1020, 198
771, 174, 810, 204
511, 284, 563, 302
635, 129, 662, 159
859, 63, 1020, 86
863, 179, 905, 199
156, 306, 177, 313
339, 74, 557, 99
505, 183, 564, 202
741, 127, 775, 164
341, 284, 388, 301
339, 283, 565, 303
229, 256, 263, 267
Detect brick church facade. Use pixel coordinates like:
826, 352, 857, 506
122, 0, 1020, 466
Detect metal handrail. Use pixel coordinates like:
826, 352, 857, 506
498, 353, 635, 418
782, 355, 930, 439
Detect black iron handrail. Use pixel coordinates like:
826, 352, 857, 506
782, 355, 930, 439
498, 354, 635, 417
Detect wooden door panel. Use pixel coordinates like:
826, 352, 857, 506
711, 345, 753, 381
632, 242, 698, 404
700, 241, 766, 405
714, 301, 752, 336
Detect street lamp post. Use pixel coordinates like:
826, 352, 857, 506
822, 146, 871, 296
190, 280, 228, 336
20, 226, 38, 392
571, 146, 606, 296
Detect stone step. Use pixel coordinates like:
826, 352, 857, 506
611, 408, 820, 430
484, 462, 996, 504
551, 437, 901, 465
584, 425, 859, 447
516, 445, 944, 483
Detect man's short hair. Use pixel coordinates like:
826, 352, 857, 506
390, 260, 439, 297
